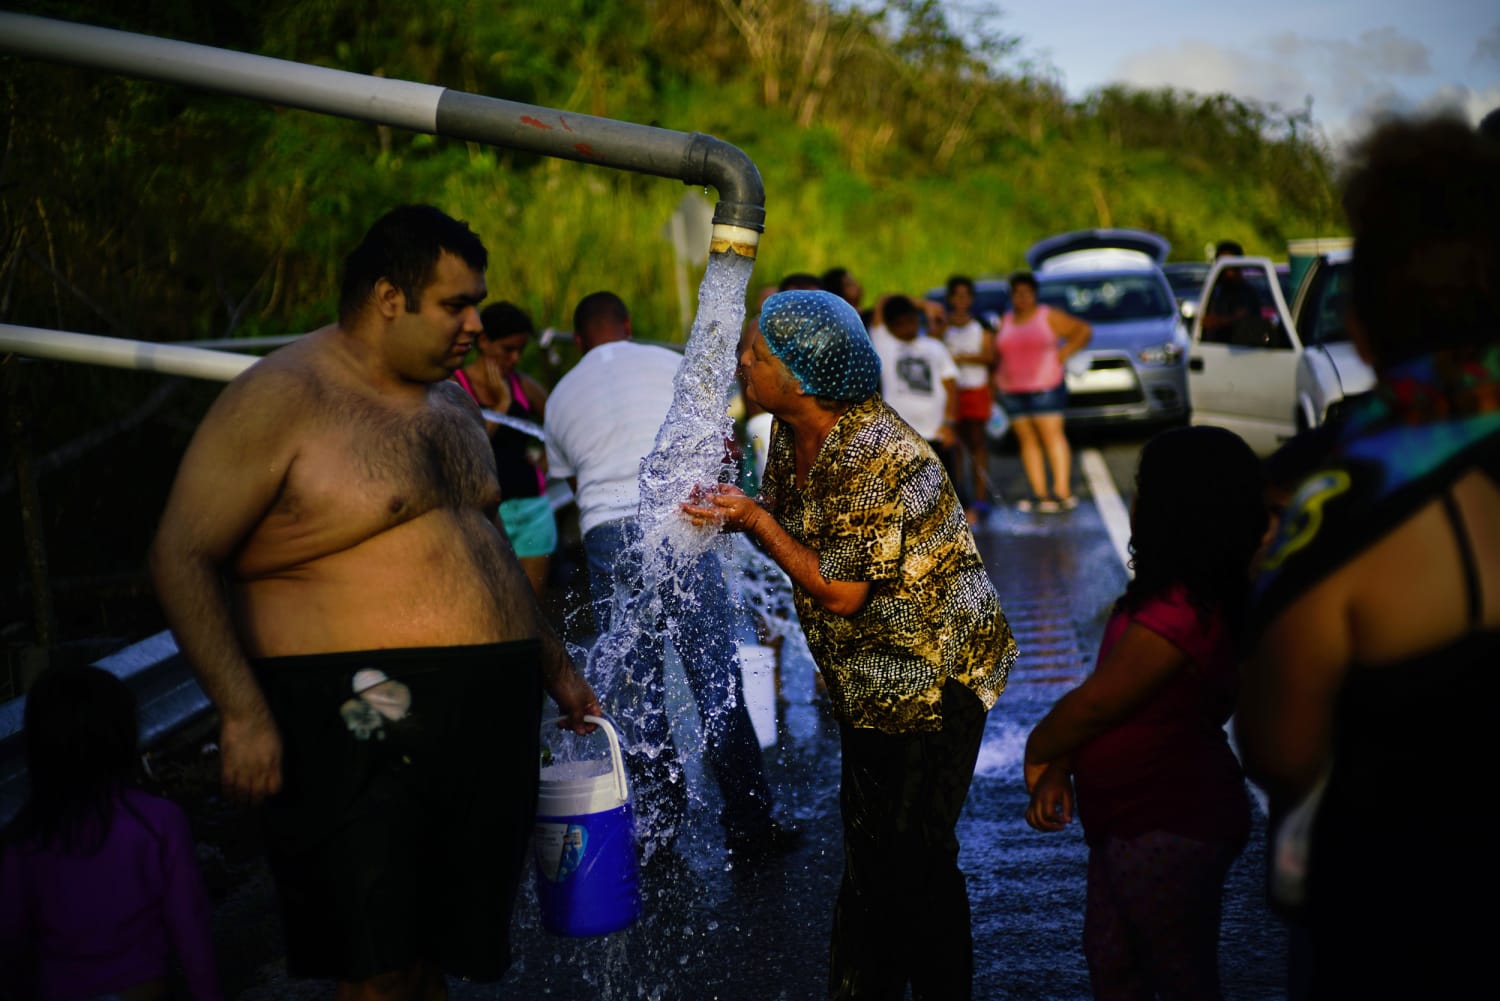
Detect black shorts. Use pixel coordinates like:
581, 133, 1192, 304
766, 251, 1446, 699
254, 642, 543, 981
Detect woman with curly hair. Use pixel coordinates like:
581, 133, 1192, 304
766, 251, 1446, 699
1022, 425, 1267, 1001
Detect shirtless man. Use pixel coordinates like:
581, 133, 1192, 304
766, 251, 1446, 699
149, 205, 598, 1000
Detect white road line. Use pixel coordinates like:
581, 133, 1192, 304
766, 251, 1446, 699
1080, 448, 1132, 575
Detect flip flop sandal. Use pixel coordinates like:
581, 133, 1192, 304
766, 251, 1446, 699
1035, 498, 1062, 514
1056, 495, 1080, 511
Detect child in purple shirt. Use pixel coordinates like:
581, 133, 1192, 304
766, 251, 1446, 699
0, 665, 222, 1001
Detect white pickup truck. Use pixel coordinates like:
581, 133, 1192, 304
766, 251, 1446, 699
1186, 249, 1374, 455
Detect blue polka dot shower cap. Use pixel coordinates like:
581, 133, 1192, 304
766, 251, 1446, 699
758, 290, 881, 402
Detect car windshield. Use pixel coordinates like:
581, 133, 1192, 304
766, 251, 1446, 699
1162, 263, 1210, 297
1037, 274, 1173, 322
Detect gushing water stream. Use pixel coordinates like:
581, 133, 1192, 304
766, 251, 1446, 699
565, 248, 759, 802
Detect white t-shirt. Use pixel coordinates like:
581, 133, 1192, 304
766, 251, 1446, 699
943, 317, 994, 390
544, 340, 682, 537
869, 324, 958, 440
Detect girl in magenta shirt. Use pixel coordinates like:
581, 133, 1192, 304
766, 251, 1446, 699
1023, 426, 1266, 1001
1, 666, 222, 1001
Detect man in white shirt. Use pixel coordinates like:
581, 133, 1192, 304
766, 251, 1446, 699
545, 291, 796, 862
869, 295, 970, 512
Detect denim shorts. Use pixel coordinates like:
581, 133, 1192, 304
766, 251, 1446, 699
998, 383, 1068, 417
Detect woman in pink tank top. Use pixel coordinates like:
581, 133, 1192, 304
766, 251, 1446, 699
995, 271, 1092, 512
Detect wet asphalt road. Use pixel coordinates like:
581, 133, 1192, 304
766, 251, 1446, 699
204, 438, 1290, 1000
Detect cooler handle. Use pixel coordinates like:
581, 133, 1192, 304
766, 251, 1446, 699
546, 714, 630, 803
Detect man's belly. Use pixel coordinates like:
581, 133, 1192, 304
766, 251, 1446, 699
233, 516, 528, 658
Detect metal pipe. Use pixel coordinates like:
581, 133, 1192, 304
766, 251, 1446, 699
0, 325, 254, 383
0, 11, 764, 246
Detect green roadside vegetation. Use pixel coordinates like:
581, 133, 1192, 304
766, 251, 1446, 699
1, 0, 1341, 347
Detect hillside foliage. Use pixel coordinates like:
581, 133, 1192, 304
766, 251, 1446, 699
1, 0, 1341, 346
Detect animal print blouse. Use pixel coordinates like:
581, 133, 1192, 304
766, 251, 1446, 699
760, 395, 1017, 732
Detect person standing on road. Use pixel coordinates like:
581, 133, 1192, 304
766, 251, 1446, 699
148, 204, 599, 1000
868, 294, 969, 516
453, 301, 557, 600
1023, 425, 1266, 1001
544, 290, 794, 863
940, 275, 998, 520
995, 270, 1091, 513
683, 289, 1017, 1001
1236, 114, 1500, 1000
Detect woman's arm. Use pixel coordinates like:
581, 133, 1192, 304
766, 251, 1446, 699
1237, 575, 1354, 804
1048, 310, 1092, 364
682, 485, 871, 616
1025, 759, 1076, 832
1024, 621, 1188, 767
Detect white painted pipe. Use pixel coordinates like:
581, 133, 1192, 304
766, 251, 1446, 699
0, 324, 255, 383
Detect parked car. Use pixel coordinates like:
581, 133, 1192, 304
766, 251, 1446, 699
1187, 248, 1374, 455
1025, 229, 1191, 427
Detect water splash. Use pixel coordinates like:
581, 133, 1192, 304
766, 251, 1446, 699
574, 250, 755, 839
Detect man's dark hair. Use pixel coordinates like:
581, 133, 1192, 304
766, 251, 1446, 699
778, 272, 822, 292
820, 267, 850, 295
573, 290, 629, 338
1215, 240, 1244, 258
338, 205, 487, 326
880, 294, 922, 328
1342, 114, 1500, 366
946, 275, 975, 297
480, 301, 535, 341
1008, 270, 1038, 294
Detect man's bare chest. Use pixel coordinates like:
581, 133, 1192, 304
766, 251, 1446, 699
273, 391, 498, 530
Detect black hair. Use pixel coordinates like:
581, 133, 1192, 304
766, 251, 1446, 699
480, 301, 536, 341
1124, 425, 1267, 631
778, 272, 822, 292
946, 275, 975, 297
9, 665, 142, 854
1008, 270, 1038, 293
819, 267, 850, 295
880, 294, 922, 327
1341, 114, 1500, 366
572, 290, 629, 338
337, 205, 488, 327
1215, 240, 1244, 258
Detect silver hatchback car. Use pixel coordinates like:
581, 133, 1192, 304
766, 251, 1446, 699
1026, 229, 1192, 427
